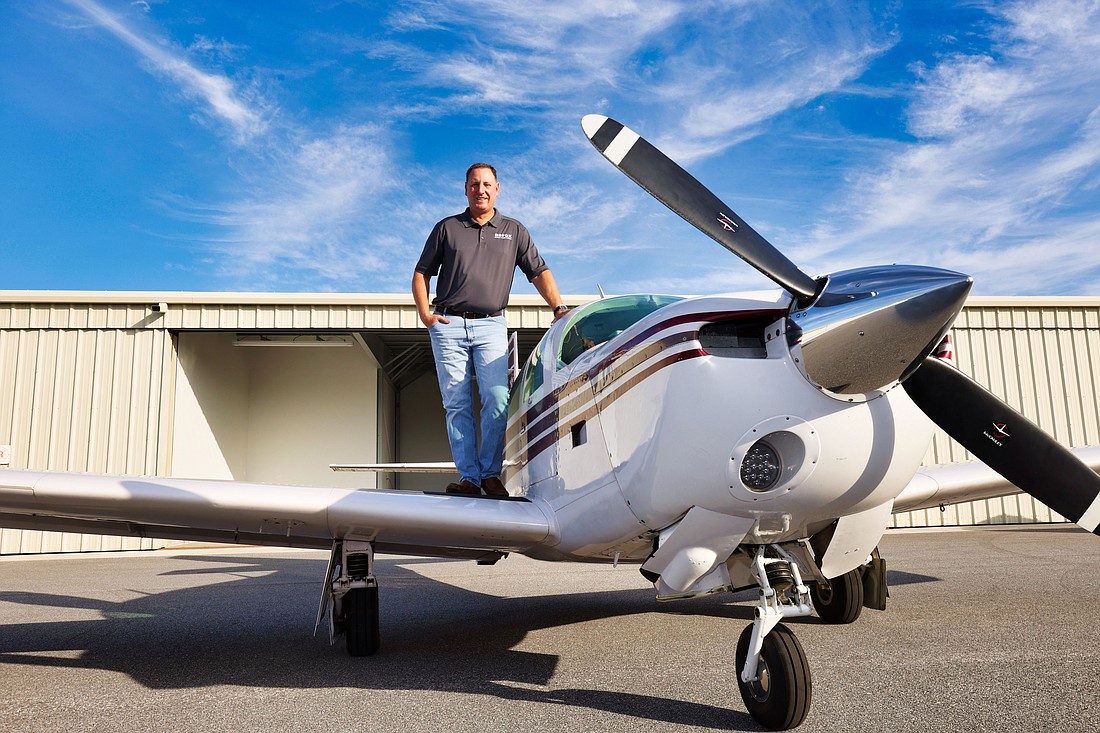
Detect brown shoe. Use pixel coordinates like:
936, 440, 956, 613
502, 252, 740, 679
480, 476, 509, 497
445, 480, 481, 495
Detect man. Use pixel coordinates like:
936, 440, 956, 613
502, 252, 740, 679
412, 163, 568, 496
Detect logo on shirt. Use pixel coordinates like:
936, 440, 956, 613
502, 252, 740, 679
494, 233, 513, 240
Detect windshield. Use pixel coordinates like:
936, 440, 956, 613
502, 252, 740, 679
558, 295, 683, 368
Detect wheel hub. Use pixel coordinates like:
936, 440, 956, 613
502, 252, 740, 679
746, 657, 772, 702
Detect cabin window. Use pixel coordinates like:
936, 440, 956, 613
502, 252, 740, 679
520, 338, 546, 401
558, 295, 683, 368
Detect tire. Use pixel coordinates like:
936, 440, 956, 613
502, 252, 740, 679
811, 568, 864, 624
344, 585, 380, 656
735, 623, 812, 731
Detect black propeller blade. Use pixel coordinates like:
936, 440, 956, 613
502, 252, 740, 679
581, 115, 821, 304
903, 356, 1100, 536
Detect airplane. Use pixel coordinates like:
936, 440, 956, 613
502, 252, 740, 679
2, 114, 1100, 731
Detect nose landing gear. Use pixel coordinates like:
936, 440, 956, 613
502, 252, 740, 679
737, 545, 814, 730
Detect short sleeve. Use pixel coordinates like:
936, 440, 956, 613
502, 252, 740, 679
414, 220, 445, 277
514, 223, 549, 281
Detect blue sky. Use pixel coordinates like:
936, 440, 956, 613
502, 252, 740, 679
3, 0, 1100, 297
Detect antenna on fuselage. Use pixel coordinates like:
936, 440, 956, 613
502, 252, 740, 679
597, 284, 607, 299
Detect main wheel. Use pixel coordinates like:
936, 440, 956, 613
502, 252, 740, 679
811, 568, 864, 624
344, 585, 380, 656
735, 623, 811, 731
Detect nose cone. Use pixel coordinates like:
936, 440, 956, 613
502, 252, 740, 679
790, 265, 972, 397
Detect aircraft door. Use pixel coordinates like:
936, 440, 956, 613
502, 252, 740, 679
504, 333, 558, 491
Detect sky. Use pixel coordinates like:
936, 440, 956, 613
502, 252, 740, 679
3, 0, 1100, 297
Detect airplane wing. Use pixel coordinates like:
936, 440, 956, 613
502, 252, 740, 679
0, 470, 556, 559
895, 445, 1100, 521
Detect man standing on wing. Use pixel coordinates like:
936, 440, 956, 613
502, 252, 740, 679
412, 163, 568, 496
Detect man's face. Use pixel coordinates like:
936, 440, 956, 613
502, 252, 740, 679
465, 167, 499, 218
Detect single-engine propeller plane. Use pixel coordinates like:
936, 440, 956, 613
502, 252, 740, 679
3, 115, 1100, 730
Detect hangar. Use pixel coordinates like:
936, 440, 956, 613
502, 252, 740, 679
1, 290, 1098, 554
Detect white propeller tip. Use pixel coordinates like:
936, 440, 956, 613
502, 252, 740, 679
581, 114, 608, 139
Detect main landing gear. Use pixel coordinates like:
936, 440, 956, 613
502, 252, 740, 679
736, 545, 814, 731
810, 547, 888, 625
315, 540, 380, 656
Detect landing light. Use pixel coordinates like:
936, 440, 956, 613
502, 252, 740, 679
741, 441, 781, 492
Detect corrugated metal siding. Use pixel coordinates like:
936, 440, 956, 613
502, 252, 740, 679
1, 293, 1098, 551
0, 294, 563, 554
0, 293, 564, 332
0, 326, 175, 554
892, 301, 1100, 527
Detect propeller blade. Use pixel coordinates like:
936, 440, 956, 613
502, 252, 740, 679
902, 356, 1100, 535
581, 114, 820, 303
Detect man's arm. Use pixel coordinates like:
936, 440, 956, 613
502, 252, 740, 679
531, 270, 569, 322
412, 271, 448, 328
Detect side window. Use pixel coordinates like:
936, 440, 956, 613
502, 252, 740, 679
521, 338, 546, 401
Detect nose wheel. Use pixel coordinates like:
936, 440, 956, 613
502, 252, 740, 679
736, 545, 815, 730
735, 623, 811, 731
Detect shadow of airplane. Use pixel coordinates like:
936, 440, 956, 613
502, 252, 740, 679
0, 551, 944, 731
0, 553, 763, 730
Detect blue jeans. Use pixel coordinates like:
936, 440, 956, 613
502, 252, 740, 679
428, 314, 509, 485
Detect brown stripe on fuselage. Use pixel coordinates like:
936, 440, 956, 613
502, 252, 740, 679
504, 307, 785, 468
514, 332, 687, 452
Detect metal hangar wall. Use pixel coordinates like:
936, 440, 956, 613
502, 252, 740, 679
0, 291, 1097, 554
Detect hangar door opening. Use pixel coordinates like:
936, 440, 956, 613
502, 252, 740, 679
171, 332, 380, 489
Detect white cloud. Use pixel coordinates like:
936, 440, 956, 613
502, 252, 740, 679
797, 0, 1100, 294
57, 0, 412, 289
167, 125, 401, 285
49, 0, 1100, 296
64, 0, 268, 142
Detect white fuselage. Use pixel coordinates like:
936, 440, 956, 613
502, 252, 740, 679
505, 293, 935, 562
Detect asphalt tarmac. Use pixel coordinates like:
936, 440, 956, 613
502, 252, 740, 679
1, 525, 1097, 733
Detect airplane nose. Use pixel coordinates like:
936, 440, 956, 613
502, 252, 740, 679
789, 265, 973, 397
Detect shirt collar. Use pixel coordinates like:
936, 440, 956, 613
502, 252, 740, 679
461, 208, 501, 228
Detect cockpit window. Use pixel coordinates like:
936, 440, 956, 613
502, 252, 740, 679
519, 338, 545, 401
558, 295, 683, 368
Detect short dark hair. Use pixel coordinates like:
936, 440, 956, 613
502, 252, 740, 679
465, 163, 497, 182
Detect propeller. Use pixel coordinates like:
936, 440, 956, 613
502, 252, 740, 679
903, 357, 1100, 535
581, 115, 822, 305
582, 113, 1100, 535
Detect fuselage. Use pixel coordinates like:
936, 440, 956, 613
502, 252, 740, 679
504, 266, 972, 563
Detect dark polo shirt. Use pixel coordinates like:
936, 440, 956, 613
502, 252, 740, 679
415, 209, 549, 314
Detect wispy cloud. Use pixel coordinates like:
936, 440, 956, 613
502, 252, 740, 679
363, 0, 894, 289
63, 0, 268, 142
44, 0, 1100, 295
166, 125, 396, 287
799, 0, 1100, 294
58, 0, 410, 290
